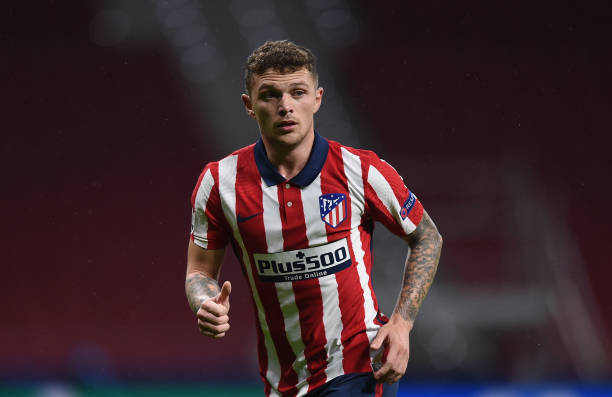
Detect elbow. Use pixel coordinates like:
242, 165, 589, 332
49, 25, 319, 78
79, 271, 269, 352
435, 230, 443, 250
430, 229, 443, 255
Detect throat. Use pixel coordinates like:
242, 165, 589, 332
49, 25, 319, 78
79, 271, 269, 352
276, 162, 305, 180
263, 132, 315, 181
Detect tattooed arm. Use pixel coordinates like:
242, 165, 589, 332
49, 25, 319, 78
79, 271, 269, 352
395, 210, 443, 324
186, 239, 232, 338
370, 210, 443, 383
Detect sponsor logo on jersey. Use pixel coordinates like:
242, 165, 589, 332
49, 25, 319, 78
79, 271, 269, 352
253, 238, 352, 282
319, 193, 347, 228
237, 211, 262, 223
400, 191, 416, 220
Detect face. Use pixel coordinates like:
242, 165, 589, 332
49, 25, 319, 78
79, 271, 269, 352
242, 68, 323, 150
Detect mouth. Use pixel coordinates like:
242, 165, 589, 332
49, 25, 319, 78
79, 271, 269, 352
275, 120, 297, 130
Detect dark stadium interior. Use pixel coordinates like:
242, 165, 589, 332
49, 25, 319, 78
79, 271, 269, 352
2, 0, 611, 392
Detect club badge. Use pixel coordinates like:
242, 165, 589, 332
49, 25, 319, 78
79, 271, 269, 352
319, 193, 347, 228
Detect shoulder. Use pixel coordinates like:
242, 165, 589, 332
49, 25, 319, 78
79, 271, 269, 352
197, 143, 257, 177
191, 143, 257, 203
229, 143, 256, 157
326, 139, 383, 166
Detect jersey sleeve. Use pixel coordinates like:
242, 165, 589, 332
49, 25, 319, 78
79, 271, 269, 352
363, 153, 424, 237
190, 162, 229, 249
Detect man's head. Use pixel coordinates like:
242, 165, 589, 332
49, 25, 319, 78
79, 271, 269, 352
244, 40, 318, 95
242, 41, 323, 151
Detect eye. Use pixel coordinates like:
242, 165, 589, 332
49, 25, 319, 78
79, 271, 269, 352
293, 89, 306, 97
260, 91, 279, 100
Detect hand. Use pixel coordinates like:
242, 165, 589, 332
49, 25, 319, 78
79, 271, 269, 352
369, 315, 412, 384
197, 281, 231, 338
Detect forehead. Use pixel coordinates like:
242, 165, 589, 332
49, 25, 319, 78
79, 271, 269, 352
252, 68, 316, 91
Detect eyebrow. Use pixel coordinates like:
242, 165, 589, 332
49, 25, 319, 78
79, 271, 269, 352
257, 81, 309, 92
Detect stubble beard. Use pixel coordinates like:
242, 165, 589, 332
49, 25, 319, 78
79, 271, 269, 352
262, 121, 314, 153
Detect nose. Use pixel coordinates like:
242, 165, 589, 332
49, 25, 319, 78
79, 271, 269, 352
278, 93, 293, 116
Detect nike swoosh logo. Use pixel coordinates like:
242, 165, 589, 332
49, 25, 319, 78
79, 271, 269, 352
237, 211, 262, 223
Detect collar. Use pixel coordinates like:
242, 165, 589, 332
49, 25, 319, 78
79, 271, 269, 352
254, 131, 329, 187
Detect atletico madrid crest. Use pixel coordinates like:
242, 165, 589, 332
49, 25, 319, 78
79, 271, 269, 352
319, 193, 347, 229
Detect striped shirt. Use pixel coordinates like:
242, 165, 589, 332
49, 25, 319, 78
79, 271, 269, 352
190, 132, 423, 396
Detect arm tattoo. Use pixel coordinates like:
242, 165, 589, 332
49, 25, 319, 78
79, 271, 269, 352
185, 272, 220, 314
395, 212, 443, 323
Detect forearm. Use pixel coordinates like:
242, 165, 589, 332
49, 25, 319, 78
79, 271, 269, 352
185, 272, 221, 314
393, 213, 443, 325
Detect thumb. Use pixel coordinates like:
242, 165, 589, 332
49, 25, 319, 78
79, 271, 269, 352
370, 328, 387, 352
215, 281, 232, 306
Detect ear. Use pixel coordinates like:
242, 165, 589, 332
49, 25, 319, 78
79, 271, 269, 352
313, 86, 324, 114
241, 94, 256, 119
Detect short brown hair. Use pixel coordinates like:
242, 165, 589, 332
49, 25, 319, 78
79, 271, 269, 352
244, 40, 318, 94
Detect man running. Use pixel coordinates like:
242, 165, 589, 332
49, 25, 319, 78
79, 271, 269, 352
186, 40, 442, 397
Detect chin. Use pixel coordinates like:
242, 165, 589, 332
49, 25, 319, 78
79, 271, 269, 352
283, 131, 311, 145
266, 129, 304, 144
273, 134, 299, 147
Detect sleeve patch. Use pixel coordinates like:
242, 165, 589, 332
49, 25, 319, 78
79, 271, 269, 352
400, 191, 416, 220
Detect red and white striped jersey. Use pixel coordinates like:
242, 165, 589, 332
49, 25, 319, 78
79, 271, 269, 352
190, 132, 423, 397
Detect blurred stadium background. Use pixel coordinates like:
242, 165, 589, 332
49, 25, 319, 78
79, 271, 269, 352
2, 1, 611, 396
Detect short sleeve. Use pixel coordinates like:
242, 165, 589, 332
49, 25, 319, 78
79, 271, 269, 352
190, 163, 229, 249
363, 153, 424, 237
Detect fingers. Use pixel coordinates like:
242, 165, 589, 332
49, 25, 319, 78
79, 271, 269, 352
370, 328, 387, 352
200, 299, 229, 316
197, 294, 231, 339
198, 316, 230, 338
215, 281, 232, 307
197, 310, 229, 325
370, 327, 387, 376
371, 327, 409, 384
373, 348, 405, 384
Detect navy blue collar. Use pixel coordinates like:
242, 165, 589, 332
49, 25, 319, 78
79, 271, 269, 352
254, 131, 329, 187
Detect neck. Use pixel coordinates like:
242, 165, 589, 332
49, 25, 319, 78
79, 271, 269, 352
262, 131, 315, 180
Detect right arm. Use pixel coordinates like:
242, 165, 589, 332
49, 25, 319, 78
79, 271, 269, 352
186, 239, 231, 338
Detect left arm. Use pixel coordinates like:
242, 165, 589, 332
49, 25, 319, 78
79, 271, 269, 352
370, 209, 443, 383
394, 209, 443, 324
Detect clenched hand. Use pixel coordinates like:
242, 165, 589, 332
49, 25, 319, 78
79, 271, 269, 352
197, 281, 232, 338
